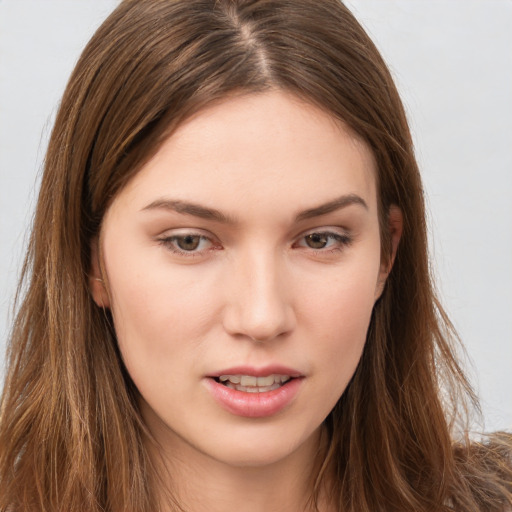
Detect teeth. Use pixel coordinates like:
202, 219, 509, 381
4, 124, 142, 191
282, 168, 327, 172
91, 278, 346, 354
219, 375, 241, 384
241, 375, 257, 386
218, 374, 291, 392
225, 382, 282, 392
256, 375, 275, 386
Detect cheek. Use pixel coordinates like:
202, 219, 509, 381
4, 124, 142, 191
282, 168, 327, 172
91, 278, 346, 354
103, 244, 222, 380
296, 256, 380, 387
316, 286, 373, 362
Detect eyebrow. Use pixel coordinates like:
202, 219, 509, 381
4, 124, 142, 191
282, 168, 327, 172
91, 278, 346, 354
141, 193, 368, 224
141, 199, 235, 223
294, 193, 368, 221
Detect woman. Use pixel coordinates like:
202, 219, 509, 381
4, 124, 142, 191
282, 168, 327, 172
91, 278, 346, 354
0, 0, 510, 510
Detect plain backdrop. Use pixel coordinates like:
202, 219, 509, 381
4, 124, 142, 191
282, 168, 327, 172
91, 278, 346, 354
0, 0, 511, 431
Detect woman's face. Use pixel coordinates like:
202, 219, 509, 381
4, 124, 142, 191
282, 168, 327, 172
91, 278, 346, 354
92, 91, 390, 468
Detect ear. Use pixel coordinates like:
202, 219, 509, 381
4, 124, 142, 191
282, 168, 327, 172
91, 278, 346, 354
89, 238, 110, 308
375, 205, 403, 300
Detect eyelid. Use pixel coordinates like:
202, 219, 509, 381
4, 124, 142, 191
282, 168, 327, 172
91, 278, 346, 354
157, 226, 212, 237
297, 226, 351, 240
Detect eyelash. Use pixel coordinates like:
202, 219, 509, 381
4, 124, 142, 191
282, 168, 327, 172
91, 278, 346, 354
157, 230, 352, 258
293, 231, 353, 252
157, 233, 217, 257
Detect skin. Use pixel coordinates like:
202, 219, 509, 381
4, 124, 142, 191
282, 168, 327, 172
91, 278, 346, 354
91, 91, 402, 512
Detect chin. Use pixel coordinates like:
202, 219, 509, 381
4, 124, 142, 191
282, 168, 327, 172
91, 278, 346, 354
200, 422, 323, 469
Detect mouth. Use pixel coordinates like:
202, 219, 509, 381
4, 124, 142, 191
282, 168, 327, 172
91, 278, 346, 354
214, 374, 292, 393
206, 367, 303, 417
206, 372, 302, 418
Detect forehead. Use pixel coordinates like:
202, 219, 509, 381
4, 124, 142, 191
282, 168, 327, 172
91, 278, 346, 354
113, 91, 377, 220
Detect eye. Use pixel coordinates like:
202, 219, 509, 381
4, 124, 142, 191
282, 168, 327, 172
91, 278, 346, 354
304, 233, 331, 249
295, 230, 352, 251
174, 234, 203, 251
157, 232, 218, 257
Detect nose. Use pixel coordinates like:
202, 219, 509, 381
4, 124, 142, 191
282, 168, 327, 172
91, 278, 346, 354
222, 249, 296, 343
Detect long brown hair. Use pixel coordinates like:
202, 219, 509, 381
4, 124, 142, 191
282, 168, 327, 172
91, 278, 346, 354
1, 1, 510, 510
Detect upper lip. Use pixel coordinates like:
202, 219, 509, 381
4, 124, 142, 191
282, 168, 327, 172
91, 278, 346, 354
207, 365, 303, 378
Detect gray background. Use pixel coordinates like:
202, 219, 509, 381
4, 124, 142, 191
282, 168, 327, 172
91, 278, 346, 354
1, 1, 511, 431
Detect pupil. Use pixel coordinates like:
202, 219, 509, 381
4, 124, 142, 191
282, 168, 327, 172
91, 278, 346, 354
178, 235, 200, 251
306, 233, 328, 249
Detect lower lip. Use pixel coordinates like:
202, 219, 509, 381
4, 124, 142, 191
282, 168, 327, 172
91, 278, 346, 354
205, 378, 302, 418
